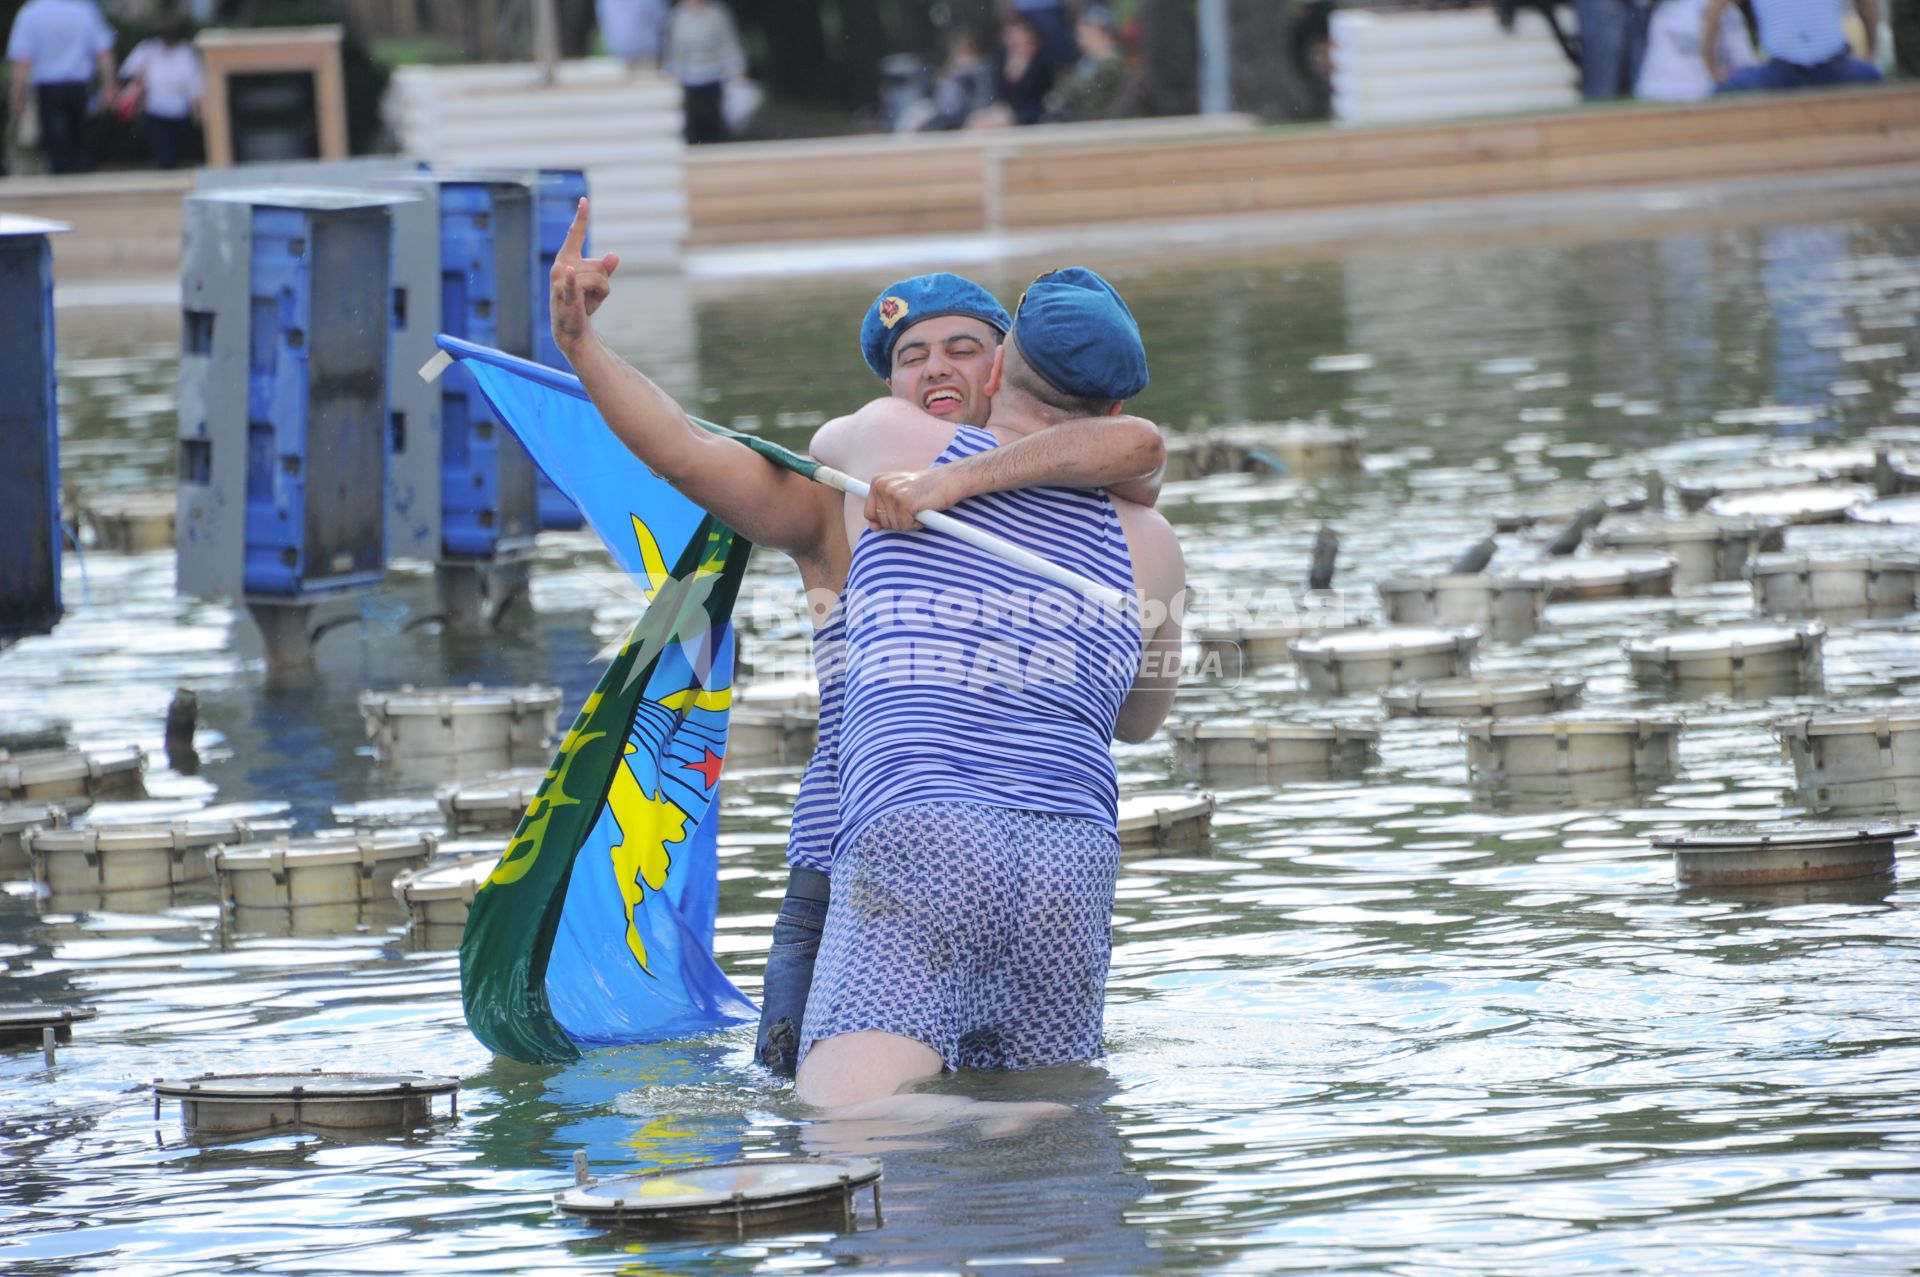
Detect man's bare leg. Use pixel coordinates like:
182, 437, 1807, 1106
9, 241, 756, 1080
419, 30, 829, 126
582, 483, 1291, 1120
795, 1030, 1071, 1155
795, 1030, 942, 1108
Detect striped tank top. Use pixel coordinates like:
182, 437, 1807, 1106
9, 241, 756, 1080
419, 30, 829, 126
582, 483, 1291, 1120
831, 425, 1142, 862
783, 600, 846, 874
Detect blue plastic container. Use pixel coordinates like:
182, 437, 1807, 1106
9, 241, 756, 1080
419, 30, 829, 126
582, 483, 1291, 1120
238, 204, 392, 597
531, 169, 588, 532
437, 179, 539, 559
0, 219, 66, 641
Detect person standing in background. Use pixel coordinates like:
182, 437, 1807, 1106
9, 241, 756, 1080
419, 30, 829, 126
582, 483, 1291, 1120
1046, 4, 1125, 121
1572, 0, 1644, 99
912, 26, 996, 130
990, 13, 1055, 126
119, 17, 201, 169
1635, 0, 1755, 100
597, 0, 669, 73
6, 0, 116, 174
662, 0, 746, 144
1706, 0, 1882, 90
1012, 0, 1080, 71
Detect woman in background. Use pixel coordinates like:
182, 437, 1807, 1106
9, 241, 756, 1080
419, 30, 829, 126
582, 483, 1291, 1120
991, 14, 1054, 127
662, 0, 746, 144
119, 18, 201, 170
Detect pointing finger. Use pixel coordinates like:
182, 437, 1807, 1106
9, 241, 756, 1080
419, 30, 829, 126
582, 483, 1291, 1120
559, 197, 590, 260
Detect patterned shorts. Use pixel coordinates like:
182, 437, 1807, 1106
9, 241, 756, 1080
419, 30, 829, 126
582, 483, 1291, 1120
799, 801, 1122, 1072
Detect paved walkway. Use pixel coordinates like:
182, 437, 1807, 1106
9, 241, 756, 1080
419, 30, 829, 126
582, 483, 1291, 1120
48, 162, 1920, 310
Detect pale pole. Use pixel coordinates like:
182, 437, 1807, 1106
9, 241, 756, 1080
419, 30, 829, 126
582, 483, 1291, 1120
533, 0, 560, 85
1198, 0, 1232, 114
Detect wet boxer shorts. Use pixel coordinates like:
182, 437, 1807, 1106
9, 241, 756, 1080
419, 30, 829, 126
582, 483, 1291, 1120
798, 800, 1122, 1072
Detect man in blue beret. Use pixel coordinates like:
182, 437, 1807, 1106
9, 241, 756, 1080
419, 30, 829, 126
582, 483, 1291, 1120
793, 267, 1186, 1113
858, 271, 1007, 428
544, 203, 1168, 1076
753, 270, 1167, 1078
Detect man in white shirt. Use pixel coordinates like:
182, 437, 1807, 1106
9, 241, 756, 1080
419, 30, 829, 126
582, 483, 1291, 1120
1705, 0, 1883, 89
6, 0, 116, 174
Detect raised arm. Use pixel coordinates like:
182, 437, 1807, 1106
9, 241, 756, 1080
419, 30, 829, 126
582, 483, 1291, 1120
857, 414, 1166, 532
552, 199, 835, 559
1854, 0, 1880, 58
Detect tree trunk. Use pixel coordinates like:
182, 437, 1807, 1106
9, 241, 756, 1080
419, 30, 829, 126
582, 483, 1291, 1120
559, 0, 596, 58
734, 0, 831, 98
1229, 0, 1309, 121
1894, 0, 1920, 75
1115, 0, 1198, 116
895, 0, 939, 59
836, 0, 888, 106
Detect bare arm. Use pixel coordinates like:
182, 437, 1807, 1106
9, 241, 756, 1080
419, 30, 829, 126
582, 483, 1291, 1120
1855, 0, 1879, 57
553, 199, 835, 559
1111, 503, 1185, 744
9, 60, 28, 120
1702, 0, 1735, 80
860, 415, 1166, 532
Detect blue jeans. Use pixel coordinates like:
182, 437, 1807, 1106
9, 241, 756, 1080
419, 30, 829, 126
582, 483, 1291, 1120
754, 868, 829, 1077
1718, 56, 1884, 93
1575, 0, 1642, 100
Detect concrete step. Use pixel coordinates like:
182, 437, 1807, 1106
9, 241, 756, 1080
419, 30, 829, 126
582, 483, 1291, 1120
1331, 8, 1576, 124
409, 130, 681, 167
391, 55, 668, 91
391, 57, 687, 256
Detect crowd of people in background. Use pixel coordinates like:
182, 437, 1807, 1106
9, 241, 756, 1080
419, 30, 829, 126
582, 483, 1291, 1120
1546, 0, 1886, 103
5, 0, 206, 175
2, 0, 1900, 176
898, 3, 1131, 131
902, 3, 1132, 131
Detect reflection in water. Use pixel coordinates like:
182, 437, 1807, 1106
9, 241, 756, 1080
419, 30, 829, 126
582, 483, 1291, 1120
1762, 225, 1850, 413
3, 203, 1920, 1273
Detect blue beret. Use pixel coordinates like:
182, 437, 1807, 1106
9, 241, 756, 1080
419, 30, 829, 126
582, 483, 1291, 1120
1010, 267, 1149, 402
860, 273, 1011, 380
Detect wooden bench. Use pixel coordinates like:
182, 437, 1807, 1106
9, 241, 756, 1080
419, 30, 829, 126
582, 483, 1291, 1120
683, 115, 1262, 246
993, 86, 1920, 229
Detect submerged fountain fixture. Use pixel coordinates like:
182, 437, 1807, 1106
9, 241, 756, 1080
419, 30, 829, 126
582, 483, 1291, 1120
1383, 675, 1585, 719
1622, 622, 1825, 694
1655, 821, 1912, 887
212, 830, 442, 910
1117, 790, 1217, 850
1746, 554, 1920, 621
555, 1155, 883, 1237
1170, 721, 1378, 781
1289, 626, 1479, 695
1463, 716, 1684, 791
1775, 709, 1920, 816
152, 1070, 460, 1136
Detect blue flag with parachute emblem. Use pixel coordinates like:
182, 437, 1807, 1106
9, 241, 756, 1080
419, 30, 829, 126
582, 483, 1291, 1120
435, 335, 757, 1063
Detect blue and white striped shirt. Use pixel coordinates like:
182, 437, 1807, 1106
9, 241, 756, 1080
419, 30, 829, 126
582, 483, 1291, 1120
830, 425, 1142, 863
1752, 0, 1850, 66
783, 601, 845, 874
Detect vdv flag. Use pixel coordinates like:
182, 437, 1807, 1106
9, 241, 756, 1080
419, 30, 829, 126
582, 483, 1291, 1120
436, 335, 757, 1063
